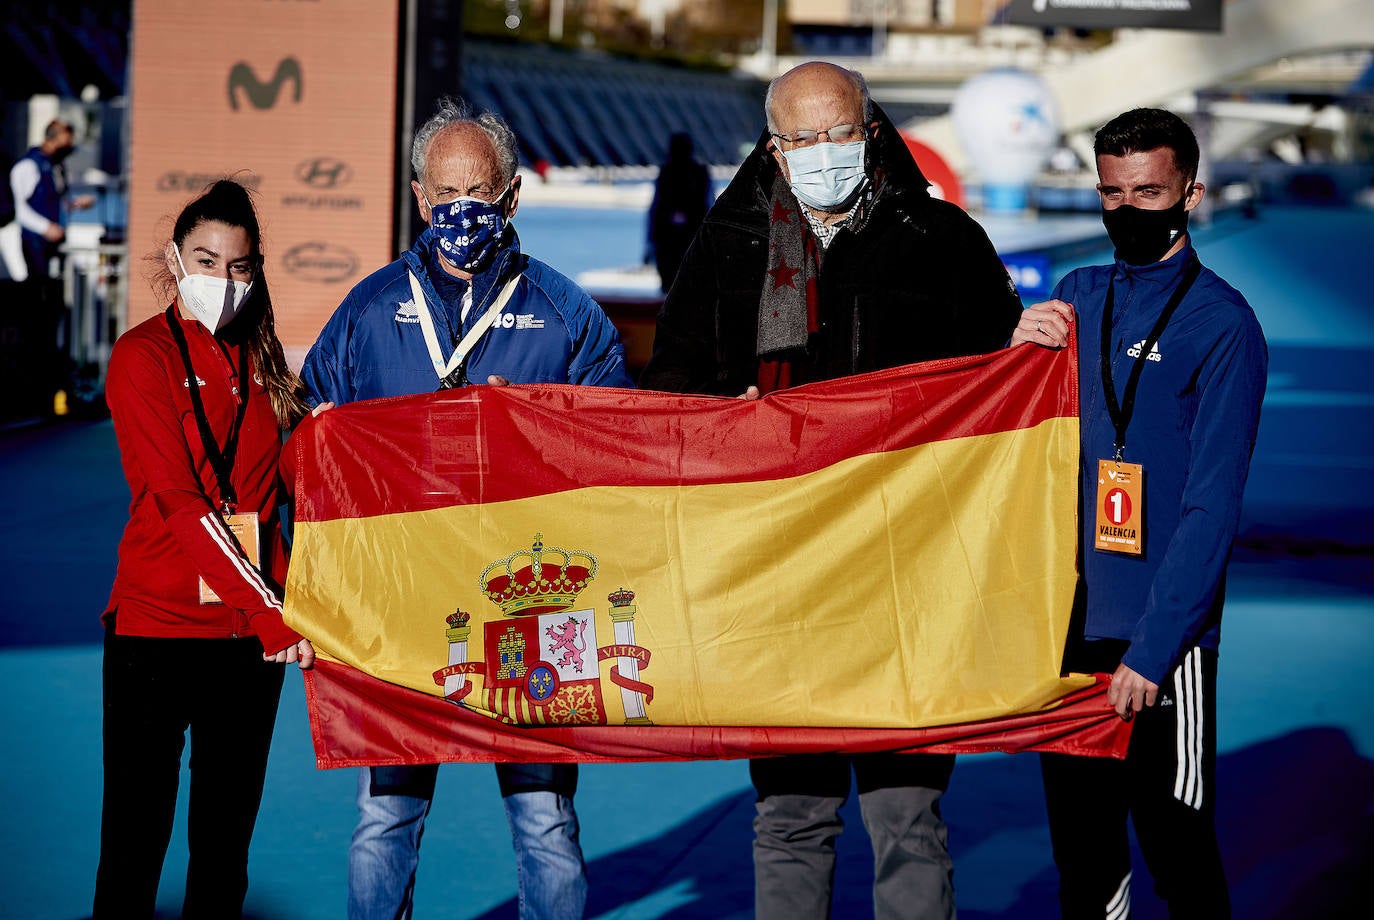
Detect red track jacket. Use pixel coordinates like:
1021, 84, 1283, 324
103, 305, 299, 654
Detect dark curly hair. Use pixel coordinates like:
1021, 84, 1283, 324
1094, 108, 1200, 184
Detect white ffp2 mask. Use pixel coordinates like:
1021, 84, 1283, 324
174, 243, 253, 333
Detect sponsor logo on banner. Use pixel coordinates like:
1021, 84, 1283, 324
294, 158, 353, 189
432, 534, 656, 727
282, 242, 359, 283
283, 157, 365, 210
228, 58, 304, 110
158, 171, 262, 194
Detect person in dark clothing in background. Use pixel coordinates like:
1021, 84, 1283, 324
646, 131, 711, 293
8, 118, 95, 414
10, 118, 94, 281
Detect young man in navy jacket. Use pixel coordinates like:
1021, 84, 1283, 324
1015, 108, 1267, 918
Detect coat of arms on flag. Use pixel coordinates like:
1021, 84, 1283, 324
431, 535, 654, 727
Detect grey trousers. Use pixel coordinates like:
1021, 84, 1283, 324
750, 752, 957, 920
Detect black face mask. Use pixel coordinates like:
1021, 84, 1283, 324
1101, 190, 1191, 265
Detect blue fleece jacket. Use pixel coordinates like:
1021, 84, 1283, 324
1057, 240, 1267, 684
301, 229, 632, 404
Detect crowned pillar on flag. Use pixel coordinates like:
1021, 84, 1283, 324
443, 609, 472, 698
608, 588, 652, 725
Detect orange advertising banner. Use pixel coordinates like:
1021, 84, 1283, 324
127, 0, 400, 367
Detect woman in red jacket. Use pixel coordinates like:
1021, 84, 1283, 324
93, 179, 314, 918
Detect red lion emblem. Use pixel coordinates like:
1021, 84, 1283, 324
545, 616, 589, 673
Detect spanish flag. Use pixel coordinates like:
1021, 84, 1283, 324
284, 339, 1130, 766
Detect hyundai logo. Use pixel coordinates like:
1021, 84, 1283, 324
295, 157, 353, 189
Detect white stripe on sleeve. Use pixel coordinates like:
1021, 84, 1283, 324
198, 512, 283, 612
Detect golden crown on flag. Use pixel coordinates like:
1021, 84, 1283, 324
480, 533, 599, 617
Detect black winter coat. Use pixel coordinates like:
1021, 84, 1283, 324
639, 108, 1023, 396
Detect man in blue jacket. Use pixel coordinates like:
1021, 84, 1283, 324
9, 118, 93, 281
8, 118, 94, 414
302, 98, 632, 920
1016, 108, 1266, 918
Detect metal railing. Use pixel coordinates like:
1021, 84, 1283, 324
59, 237, 128, 403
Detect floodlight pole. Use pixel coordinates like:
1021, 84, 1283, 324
762, 0, 778, 71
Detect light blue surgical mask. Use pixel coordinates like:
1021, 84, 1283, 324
781, 140, 868, 211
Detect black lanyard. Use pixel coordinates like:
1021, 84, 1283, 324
166, 308, 251, 513
1099, 259, 1201, 460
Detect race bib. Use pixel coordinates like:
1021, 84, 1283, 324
1094, 459, 1143, 555
199, 511, 261, 604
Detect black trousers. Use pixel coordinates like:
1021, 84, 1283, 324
1040, 640, 1227, 919
93, 622, 286, 919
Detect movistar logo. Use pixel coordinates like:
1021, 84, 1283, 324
228, 58, 303, 111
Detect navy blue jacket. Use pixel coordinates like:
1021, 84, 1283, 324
302, 229, 632, 404
16, 146, 62, 276
1059, 241, 1267, 684
18, 147, 60, 217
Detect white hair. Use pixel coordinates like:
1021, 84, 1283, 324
411, 97, 519, 188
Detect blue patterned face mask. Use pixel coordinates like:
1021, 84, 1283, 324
425, 186, 510, 273
781, 140, 868, 211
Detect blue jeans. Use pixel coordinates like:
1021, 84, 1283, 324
348, 762, 586, 920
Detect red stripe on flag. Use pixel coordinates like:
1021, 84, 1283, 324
287, 343, 1076, 522
303, 658, 1129, 767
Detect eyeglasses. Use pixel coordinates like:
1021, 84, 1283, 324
425, 182, 513, 208
770, 122, 868, 149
